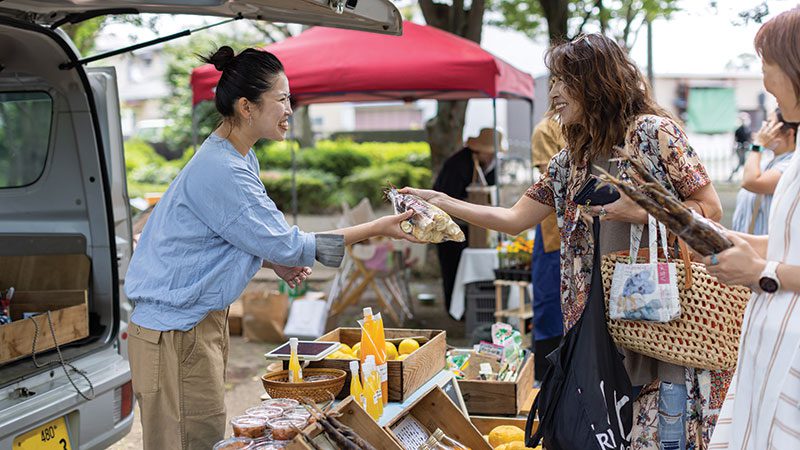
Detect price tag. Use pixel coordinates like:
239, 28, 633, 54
391, 415, 430, 448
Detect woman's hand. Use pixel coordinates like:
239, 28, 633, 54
753, 119, 782, 147
703, 233, 766, 286
398, 187, 445, 204
372, 210, 424, 243
587, 192, 648, 224
272, 264, 312, 289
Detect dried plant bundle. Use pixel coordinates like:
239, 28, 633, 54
385, 186, 465, 243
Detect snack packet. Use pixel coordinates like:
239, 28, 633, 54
386, 187, 465, 243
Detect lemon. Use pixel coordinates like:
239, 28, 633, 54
338, 343, 353, 355
489, 426, 525, 448
326, 351, 343, 359
385, 342, 399, 360
396, 354, 409, 361
398, 338, 420, 355
351, 342, 361, 356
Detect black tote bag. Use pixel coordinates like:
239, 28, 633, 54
526, 218, 633, 450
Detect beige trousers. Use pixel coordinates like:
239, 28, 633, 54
128, 309, 229, 450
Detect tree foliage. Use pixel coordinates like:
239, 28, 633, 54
490, 0, 680, 48
62, 15, 157, 55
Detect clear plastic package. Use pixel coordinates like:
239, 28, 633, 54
230, 415, 268, 439
267, 417, 308, 441
284, 406, 313, 423
212, 436, 252, 450
244, 406, 283, 421
259, 398, 299, 411
386, 187, 465, 243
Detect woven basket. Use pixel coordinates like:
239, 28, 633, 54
261, 368, 346, 402
601, 247, 751, 370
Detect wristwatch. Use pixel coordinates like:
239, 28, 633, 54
759, 261, 781, 293
750, 144, 763, 152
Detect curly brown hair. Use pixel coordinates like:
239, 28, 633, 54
545, 34, 670, 162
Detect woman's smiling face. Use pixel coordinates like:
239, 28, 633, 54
253, 72, 293, 141
763, 60, 800, 122
550, 77, 582, 126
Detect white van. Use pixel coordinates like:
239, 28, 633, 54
0, 2, 400, 448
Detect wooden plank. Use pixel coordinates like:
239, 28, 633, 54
287, 397, 403, 450
457, 354, 534, 416
385, 386, 491, 450
0, 254, 90, 290
0, 301, 89, 364
470, 416, 529, 435
520, 387, 539, 416
514, 355, 534, 414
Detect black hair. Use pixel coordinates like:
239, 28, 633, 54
776, 108, 800, 134
200, 46, 285, 121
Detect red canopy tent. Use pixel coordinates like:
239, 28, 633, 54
190, 20, 534, 106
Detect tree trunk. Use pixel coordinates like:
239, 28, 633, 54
539, 0, 570, 43
426, 100, 469, 177
419, 0, 486, 180
292, 105, 314, 148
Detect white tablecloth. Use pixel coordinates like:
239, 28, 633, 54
448, 248, 527, 320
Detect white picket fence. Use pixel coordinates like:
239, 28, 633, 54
687, 132, 742, 183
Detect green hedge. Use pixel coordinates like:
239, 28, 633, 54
343, 162, 432, 206
260, 170, 339, 214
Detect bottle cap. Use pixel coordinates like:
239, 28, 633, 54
289, 338, 298, 349
432, 429, 445, 440
363, 307, 373, 318
349, 360, 359, 372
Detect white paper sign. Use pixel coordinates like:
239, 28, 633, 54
391, 415, 431, 449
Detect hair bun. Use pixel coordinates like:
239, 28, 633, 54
207, 46, 235, 72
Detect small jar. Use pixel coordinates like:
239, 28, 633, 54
260, 398, 299, 411
230, 415, 268, 439
211, 436, 252, 450
245, 406, 283, 421
267, 417, 308, 441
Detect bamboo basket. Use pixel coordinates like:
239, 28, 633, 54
601, 249, 751, 370
261, 369, 346, 402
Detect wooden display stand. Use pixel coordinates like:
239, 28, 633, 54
457, 354, 535, 416
494, 279, 533, 345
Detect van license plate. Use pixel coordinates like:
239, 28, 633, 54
13, 416, 72, 450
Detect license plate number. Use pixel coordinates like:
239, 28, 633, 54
13, 416, 72, 450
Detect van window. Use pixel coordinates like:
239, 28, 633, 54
0, 91, 52, 188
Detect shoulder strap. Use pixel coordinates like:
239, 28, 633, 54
748, 194, 764, 234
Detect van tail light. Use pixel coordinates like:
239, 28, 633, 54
114, 381, 134, 423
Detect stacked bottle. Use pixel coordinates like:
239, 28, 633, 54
349, 360, 366, 410
359, 307, 388, 405
287, 337, 303, 383
362, 355, 383, 419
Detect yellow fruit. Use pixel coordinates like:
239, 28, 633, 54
489, 426, 525, 448
338, 343, 353, 354
326, 351, 343, 360
352, 342, 361, 356
398, 338, 420, 355
385, 342, 399, 360
494, 442, 532, 450
396, 354, 409, 361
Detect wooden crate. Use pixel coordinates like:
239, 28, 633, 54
384, 386, 491, 450
471, 415, 532, 435
0, 254, 90, 365
457, 353, 535, 415
309, 327, 446, 402
287, 397, 402, 450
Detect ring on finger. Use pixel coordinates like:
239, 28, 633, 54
709, 253, 719, 266
599, 207, 608, 217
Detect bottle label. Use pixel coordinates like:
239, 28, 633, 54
373, 391, 381, 404
378, 363, 388, 382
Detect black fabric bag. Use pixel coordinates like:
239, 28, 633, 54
525, 218, 633, 450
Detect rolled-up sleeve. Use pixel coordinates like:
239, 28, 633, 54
314, 234, 345, 267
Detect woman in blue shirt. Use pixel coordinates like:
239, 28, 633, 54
124, 46, 416, 450
731, 110, 797, 235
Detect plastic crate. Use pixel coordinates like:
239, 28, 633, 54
464, 281, 508, 338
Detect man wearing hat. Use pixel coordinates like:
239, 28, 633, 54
432, 128, 500, 314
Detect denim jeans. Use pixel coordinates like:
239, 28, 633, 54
658, 382, 688, 450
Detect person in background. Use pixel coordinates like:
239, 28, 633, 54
728, 112, 753, 181
731, 109, 797, 234
124, 46, 416, 450
432, 128, 498, 314
529, 113, 564, 382
706, 8, 800, 448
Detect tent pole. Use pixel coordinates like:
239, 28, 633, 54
191, 105, 198, 153
492, 98, 499, 207
289, 115, 298, 226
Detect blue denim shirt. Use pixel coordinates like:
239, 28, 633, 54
126, 133, 318, 331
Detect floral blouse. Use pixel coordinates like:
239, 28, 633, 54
525, 114, 730, 449
525, 114, 710, 331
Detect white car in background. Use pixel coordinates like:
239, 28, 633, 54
0, 1, 400, 448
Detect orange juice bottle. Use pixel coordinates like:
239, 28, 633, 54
288, 338, 303, 383
349, 360, 365, 410
363, 355, 383, 419
359, 307, 388, 404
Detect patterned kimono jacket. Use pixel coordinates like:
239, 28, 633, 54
526, 115, 732, 449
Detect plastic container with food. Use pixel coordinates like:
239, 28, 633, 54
267, 417, 308, 441
284, 406, 313, 423
230, 415, 268, 439
249, 438, 290, 450
244, 406, 283, 421
260, 398, 299, 411
212, 436, 252, 450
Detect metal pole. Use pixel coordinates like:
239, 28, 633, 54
289, 115, 298, 226
646, 17, 655, 89
492, 98, 500, 207
191, 105, 198, 153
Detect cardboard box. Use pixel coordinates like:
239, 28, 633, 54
457, 352, 535, 415
384, 386, 491, 450
310, 327, 446, 402
0, 254, 90, 364
286, 397, 403, 450
228, 299, 243, 336
242, 290, 288, 343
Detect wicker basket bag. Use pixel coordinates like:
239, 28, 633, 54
601, 240, 751, 370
